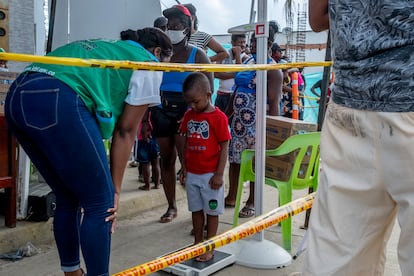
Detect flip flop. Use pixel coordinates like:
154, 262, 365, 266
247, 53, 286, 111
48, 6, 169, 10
238, 205, 255, 218
225, 202, 235, 208
159, 209, 177, 223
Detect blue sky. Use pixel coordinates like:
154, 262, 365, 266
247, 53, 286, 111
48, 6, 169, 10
159, 0, 307, 35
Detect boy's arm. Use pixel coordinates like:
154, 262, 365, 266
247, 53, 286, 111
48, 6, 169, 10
209, 140, 229, 190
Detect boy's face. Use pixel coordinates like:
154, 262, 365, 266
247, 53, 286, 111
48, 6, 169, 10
183, 87, 211, 113
232, 37, 246, 52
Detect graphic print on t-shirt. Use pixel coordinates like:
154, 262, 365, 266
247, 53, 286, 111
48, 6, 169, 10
187, 120, 209, 139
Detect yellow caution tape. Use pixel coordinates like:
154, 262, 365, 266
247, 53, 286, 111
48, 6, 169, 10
302, 95, 319, 101
0, 52, 332, 73
113, 192, 315, 276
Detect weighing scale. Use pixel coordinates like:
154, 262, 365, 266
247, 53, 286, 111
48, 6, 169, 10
161, 245, 236, 276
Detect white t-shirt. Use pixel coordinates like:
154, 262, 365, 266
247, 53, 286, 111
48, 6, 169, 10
218, 51, 249, 93
125, 70, 162, 107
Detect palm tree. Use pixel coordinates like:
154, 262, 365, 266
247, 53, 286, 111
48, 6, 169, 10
273, 0, 295, 23
273, 0, 295, 60
282, 0, 294, 25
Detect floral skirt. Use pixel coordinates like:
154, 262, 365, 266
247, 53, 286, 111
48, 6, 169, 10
228, 91, 256, 164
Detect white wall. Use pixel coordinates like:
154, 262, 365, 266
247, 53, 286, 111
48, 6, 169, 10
52, 0, 162, 50
9, 0, 38, 71
276, 30, 328, 74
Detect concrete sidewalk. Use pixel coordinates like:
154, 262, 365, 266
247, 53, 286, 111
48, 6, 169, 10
0, 164, 402, 275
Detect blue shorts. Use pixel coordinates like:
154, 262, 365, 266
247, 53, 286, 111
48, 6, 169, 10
135, 137, 159, 163
185, 172, 224, 216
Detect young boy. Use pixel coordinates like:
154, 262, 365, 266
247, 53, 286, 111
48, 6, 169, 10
136, 111, 161, 190
179, 72, 231, 262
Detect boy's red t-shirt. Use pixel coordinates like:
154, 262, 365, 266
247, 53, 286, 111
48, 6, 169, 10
179, 108, 231, 174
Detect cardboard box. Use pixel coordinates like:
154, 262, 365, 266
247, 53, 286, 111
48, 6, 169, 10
253, 154, 313, 181
264, 116, 318, 180
266, 116, 317, 148
264, 156, 309, 181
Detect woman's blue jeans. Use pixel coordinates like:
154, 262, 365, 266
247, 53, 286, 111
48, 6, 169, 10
5, 72, 113, 276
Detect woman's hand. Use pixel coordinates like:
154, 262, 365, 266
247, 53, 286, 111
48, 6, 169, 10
106, 192, 120, 233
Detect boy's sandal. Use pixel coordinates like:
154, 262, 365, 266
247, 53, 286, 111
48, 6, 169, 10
238, 205, 255, 218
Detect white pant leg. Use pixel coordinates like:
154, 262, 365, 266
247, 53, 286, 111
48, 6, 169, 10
303, 102, 400, 276
379, 111, 414, 275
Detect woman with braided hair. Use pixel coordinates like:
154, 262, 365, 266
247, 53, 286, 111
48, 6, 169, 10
5, 27, 172, 276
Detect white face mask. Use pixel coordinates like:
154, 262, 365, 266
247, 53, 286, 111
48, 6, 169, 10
167, 30, 187, 44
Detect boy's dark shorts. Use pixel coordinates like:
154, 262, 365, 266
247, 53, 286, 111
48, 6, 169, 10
136, 137, 159, 163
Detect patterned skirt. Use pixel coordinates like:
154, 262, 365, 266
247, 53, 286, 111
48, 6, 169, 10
228, 91, 257, 164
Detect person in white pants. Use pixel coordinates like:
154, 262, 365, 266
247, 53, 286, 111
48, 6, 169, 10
305, 1, 414, 275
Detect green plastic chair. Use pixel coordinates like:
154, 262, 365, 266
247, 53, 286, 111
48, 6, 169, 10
233, 131, 321, 251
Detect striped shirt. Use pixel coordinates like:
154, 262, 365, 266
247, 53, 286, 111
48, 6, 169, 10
188, 31, 212, 53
